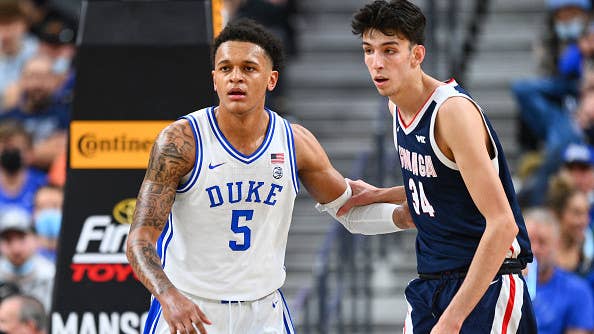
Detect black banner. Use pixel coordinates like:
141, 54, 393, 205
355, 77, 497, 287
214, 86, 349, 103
52, 1, 217, 333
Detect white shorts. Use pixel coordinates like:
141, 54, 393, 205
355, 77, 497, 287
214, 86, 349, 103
144, 290, 296, 334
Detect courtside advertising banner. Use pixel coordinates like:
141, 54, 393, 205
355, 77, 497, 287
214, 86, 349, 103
51, 1, 218, 332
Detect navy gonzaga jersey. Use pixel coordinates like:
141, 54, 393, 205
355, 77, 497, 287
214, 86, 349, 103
393, 80, 532, 274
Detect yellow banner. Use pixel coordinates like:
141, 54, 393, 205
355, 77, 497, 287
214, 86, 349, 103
70, 121, 170, 169
212, 0, 224, 38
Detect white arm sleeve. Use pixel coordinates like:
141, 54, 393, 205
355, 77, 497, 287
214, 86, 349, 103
315, 182, 403, 235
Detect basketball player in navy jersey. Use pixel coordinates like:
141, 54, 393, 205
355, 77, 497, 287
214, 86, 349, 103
126, 19, 412, 334
332, 1, 537, 333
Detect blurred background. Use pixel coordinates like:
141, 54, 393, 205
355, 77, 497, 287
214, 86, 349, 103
3, 0, 594, 333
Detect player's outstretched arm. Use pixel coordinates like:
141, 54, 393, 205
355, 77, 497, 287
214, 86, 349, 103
430, 97, 519, 334
292, 123, 412, 232
336, 179, 408, 217
126, 120, 211, 334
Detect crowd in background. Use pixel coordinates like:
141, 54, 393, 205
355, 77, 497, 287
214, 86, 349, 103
512, 0, 594, 333
0, 0, 299, 333
4, 0, 594, 332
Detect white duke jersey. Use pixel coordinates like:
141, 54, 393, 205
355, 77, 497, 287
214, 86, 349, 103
157, 107, 299, 301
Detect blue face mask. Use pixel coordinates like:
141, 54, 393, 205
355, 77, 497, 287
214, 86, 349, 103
34, 209, 62, 238
555, 18, 586, 41
52, 56, 71, 75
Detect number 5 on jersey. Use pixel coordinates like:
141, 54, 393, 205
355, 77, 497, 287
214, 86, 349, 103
408, 179, 435, 217
229, 210, 253, 251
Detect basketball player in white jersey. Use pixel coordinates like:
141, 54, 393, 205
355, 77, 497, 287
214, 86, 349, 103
126, 19, 413, 334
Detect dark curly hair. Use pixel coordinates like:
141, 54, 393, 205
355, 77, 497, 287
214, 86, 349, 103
212, 18, 284, 71
351, 0, 426, 46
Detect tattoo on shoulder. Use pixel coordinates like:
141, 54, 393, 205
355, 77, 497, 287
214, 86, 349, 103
147, 121, 195, 181
131, 121, 195, 233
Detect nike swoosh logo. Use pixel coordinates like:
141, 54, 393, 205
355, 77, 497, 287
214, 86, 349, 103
208, 162, 225, 169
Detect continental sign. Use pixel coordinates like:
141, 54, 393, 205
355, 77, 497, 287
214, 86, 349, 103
70, 121, 170, 169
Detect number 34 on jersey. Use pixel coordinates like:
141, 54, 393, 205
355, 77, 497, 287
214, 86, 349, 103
408, 179, 435, 217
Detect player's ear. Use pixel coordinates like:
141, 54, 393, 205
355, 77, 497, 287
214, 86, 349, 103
212, 70, 217, 92
267, 71, 279, 91
411, 44, 425, 67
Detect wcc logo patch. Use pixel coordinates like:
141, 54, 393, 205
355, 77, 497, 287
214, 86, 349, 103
273, 166, 283, 179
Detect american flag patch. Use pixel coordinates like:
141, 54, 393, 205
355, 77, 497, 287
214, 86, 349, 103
271, 153, 285, 164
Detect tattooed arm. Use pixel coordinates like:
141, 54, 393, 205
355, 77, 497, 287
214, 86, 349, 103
126, 119, 210, 334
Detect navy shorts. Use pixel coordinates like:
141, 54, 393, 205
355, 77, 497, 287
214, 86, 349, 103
404, 273, 537, 333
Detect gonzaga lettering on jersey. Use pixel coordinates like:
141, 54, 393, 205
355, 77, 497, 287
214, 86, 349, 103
159, 107, 299, 301
394, 79, 533, 274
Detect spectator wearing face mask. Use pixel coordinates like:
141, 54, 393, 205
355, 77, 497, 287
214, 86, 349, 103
0, 55, 69, 170
513, 0, 592, 206
0, 121, 47, 214
32, 185, 61, 262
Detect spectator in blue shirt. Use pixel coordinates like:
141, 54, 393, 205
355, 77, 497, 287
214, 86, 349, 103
513, 0, 592, 206
525, 207, 594, 334
0, 121, 46, 214
0, 55, 69, 169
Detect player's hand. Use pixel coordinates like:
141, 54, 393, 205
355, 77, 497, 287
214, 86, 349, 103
337, 178, 380, 216
159, 288, 212, 334
398, 201, 416, 229
430, 316, 462, 334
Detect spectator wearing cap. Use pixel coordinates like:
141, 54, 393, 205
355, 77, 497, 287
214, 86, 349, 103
0, 207, 54, 311
0, 1, 38, 109
0, 55, 69, 170
525, 207, 594, 334
0, 121, 47, 214
35, 8, 76, 104
0, 294, 47, 334
562, 144, 594, 203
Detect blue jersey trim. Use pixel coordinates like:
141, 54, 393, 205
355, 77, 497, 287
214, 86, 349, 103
177, 114, 203, 193
155, 218, 170, 262
144, 297, 162, 334
207, 107, 276, 164
279, 289, 295, 333
283, 119, 299, 194
161, 213, 174, 269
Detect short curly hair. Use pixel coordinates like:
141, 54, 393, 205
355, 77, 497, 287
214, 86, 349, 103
351, 0, 426, 46
212, 18, 284, 71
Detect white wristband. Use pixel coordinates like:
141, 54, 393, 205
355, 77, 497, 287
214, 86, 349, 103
316, 182, 402, 235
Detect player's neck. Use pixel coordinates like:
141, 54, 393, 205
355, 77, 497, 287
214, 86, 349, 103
391, 73, 442, 122
215, 105, 270, 154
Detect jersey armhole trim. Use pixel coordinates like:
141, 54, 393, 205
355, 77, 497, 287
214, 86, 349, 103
155, 212, 174, 269
283, 119, 300, 195
429, 94, 499, 173
177, 115, 203, 193
393, 110, 398, 148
